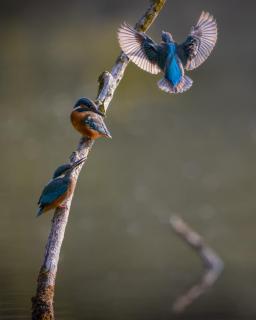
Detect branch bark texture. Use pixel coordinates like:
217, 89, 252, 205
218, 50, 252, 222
32, 1, 166, 319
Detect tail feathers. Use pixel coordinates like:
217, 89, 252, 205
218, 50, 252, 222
37, 206, 44, 217
157, 76, 193, 94
99, 121, 112, 139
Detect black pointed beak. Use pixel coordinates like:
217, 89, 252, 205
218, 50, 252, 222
73, 97, 105, 117
73, 105, 105, 117
72, 157, 86, 169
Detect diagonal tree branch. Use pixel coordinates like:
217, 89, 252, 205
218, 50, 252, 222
32, 1, 166, 319
170, 215, 224, 313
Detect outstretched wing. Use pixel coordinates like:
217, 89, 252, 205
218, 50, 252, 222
177, 11, 217, 71
38, 178, 69, 206
117, 22, 162, 74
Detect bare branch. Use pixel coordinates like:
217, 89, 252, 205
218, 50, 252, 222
169, 215, 224, 313
32, 1, 166, 319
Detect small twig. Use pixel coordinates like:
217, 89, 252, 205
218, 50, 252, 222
169, 215, 224, 313
32, 1, 166, 319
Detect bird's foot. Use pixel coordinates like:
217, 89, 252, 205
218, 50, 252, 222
59, 204, 68, 210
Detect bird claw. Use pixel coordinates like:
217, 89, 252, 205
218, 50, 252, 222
59, 204, 68, 210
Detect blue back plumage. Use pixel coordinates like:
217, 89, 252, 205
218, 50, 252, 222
155, 45, 168, 70
165, 43, 183, 86
39, 177, 69, 206
52, 164, 71, 179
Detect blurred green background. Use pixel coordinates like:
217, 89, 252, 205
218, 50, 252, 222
1, 0, 256, 319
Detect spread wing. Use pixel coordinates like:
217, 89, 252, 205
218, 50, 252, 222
117, 22, 162, 74
177, 11, 217, 71
38, 178, 69, 206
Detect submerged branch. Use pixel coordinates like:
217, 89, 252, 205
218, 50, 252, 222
170, 215, 224, 313
32, 1, 166, 319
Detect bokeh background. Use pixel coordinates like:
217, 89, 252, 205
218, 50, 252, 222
1, 0, 256, 319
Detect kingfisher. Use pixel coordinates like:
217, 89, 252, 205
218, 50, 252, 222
117, 11, 217, 94
37, 157, 86, 216
70, 97, 112, 139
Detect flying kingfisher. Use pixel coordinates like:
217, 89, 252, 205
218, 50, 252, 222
117, 11, 217, 94
71, 97, 112, 139
37, 157, 86, 216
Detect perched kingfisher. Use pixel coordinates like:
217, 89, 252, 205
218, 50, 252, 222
70, 97, 112, 139
118, 11, 217, 94
37, 157, 86, 216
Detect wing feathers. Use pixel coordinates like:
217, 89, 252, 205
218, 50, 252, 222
117, 23, 161, 74
179, 11, 218, 70
188, 11, 218, 70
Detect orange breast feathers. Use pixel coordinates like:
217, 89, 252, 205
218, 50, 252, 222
70, 110, 100, 138
70, 109, 111, 139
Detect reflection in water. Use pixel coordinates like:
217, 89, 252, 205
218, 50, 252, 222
1, 0, 256, 319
